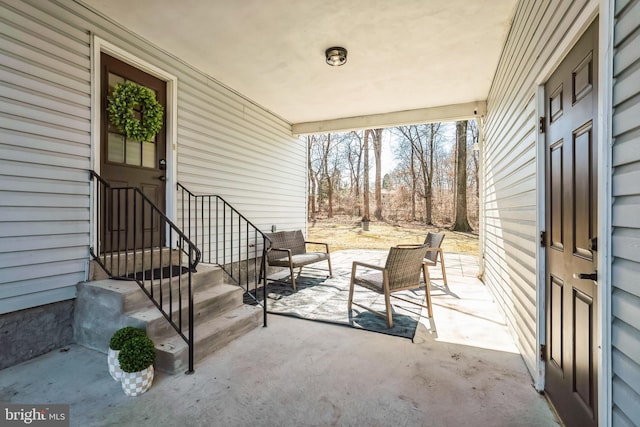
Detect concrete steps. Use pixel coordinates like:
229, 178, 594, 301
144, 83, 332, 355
75, 250, 263, 374
155, 304, 263, 374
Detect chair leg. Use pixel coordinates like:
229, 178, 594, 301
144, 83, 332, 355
384, 290, 393, 328
327, 257, 333, 277
423, 264, 433, 318
348, 263, 356, 311
290, 266, 297, 291
439, 252, 448, 286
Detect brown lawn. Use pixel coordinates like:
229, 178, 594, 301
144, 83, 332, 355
307, 216, 479, 255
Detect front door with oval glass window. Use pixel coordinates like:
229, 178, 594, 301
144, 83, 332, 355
100, 53, 167, 252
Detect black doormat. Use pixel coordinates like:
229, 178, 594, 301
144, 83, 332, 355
126, 265, 194, 281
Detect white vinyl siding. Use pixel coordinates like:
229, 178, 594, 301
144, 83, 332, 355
0, 0, 92, 313
482, 0, 593, 378
176, 78, 305, 221
0, 0, 303, 314
611, 0, 640, 424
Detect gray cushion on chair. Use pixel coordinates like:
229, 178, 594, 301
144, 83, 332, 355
269, 252, 330, 267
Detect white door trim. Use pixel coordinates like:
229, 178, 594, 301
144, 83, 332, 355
535, 84, 546, 393
533, 1, 612, 424
89, 36, 179, 254
596, 1, 614, 425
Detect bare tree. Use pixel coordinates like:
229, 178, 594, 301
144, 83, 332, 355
305, 122, 478, 226
410, 143, 417, 220
468, 120, 480, 200
389, 138, 416, 221
396, 123, 441, 224
425, 124, 438, 223
307, 135, 316, 220
452, 120, 472, 232
308, 133, 336, 218
372, 128, 384, 220
307, 135, 327, 219
346, 131, 364, 216
362, 130, 371, 221
323, 133, 335, 218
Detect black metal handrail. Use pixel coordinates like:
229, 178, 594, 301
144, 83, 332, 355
89, 171, 201, 373
177, 183, 270, 326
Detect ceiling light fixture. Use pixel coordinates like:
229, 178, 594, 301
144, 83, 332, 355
325, 47, 347, 66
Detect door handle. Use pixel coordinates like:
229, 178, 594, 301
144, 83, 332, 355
158, 176, 166, 181
573, 272, 597, 281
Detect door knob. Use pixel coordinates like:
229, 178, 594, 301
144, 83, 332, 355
158, 176, 166, 181
573, 272, 597, 280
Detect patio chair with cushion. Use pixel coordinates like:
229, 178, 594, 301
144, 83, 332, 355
348, 245, 433, 328
263, 229, 332, 290
399, 231, 448, 286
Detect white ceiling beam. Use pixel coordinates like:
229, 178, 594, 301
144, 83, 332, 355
291, 101, 487, 135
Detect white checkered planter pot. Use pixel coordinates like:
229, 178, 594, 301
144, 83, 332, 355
107, 348, 122, 381
121, 365, 154, 396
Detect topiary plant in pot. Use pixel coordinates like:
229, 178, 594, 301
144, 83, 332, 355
118, 335, 156, 396
108, 326, 147, 381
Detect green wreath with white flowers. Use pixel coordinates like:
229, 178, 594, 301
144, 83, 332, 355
107, 82, 164, 142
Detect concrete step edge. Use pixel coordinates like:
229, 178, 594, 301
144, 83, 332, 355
154, 305, 263, 374
128, 284, 245, 337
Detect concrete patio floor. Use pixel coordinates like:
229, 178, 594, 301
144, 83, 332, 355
0, 251, 560, 426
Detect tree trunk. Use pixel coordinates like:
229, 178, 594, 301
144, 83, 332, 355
425, 123, 436, 225
307, 136, 316, 220
362, 130, 371, 221
410, 147, 416, 221
324, 133, 333, 218
421, 154, 430, 224
355, 132, 363, 217
452, 121, 472, 232
373, 128, 383, 220
470, 120, 480, 200
310, 174, 317, 219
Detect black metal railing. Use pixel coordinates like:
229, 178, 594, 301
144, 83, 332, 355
177, 183, 270, 326
90, 171, 201, 373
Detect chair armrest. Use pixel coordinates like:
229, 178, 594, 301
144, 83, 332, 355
270, 247, 293, 257
396, 244, 441, 253
351, 261, 384, 271
351, 261, 384, 281
305, 241, 330, 253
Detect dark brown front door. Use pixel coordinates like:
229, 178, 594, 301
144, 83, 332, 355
544, 19, 598, 427
100, 53, 167, 252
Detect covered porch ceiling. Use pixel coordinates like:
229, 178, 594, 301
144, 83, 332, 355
82, 0, 518, 133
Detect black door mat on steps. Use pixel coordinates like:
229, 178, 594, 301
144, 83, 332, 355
123, 265, 195, 281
